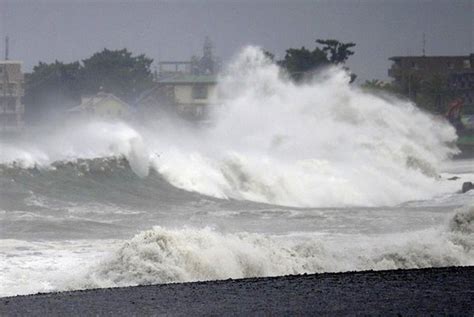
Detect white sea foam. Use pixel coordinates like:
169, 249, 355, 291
1, 204, 472, 297
0, 121, 150, 177
66, 205, 473, 290
0, 47, 460, 207
149, 47, 459, 206
0, 239, 117, 297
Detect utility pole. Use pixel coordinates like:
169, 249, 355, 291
5, 36, 9, 60
422, 33, 426, 57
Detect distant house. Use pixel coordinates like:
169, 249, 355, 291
388, 54, 474, 111
68, 92, 131, 120
136, 74, 218, 120
135, 37, 220, 121
0, 60, 24, 134
388, 55, 473, 81
449, 71, 474, 113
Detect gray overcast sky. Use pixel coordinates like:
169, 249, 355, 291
0, 0, 472, 81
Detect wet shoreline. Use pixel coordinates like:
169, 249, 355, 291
1, 266, 473, 316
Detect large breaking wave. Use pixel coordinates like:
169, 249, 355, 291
0, 46, 459, 207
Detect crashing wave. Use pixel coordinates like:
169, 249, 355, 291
0, 47, 461, 207
71, 205, 473, 290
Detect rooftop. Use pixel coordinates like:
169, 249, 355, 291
156, 74, 217, 85
0, 60, 23, 64
389, 54, 473, 61
68, 92, 130, 112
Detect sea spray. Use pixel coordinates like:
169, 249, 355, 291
150, 46, 459, 206
67, 205, 473, 291
0, 46, 460, 207
0, 121, 150, 176
0, 47, 471, 299
1, 204, 472, 297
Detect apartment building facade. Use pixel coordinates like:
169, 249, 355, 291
0, 61, 24, 133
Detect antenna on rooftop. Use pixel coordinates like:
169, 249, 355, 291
5, 36, 9, 60
422, 32, 426, 57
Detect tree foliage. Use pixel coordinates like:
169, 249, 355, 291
316, 39, 355, 64
24, 49, 154, 120
278, 47, 328, 82
263, 50, 275, 62
361, 79, 397, 93
24, 61, 82, 121
81, 49, 154, 102
274, 39, 356, 82
364, 74, 456, 114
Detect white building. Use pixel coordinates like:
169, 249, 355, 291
136, 74, 217, 120
68, 92, 131, 121
0, 61, 24, 133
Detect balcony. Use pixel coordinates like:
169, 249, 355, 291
0, 105, 22, 114
0, 85, 24, 97
0, 125, 23, 134
388, 66, 401, 78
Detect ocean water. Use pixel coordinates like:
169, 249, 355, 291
1, 47, 473, 297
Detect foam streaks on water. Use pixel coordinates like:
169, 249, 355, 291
0, 46, 472, 297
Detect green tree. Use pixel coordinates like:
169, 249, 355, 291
316, 39, 356, 64
277, 39, 356, 82
278, 46, 329, 82
24, 61, 82, 122
263, 50, 275, 61
81, 48, 154, 102
361, 79, 398, 93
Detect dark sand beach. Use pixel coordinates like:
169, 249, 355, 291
1, 266, 473, 316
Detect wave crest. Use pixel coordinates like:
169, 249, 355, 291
75, 206, 473, 289
0, 47, 461, 207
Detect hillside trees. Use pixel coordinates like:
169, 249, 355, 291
278, 47, 329, 82
24, 61, 82, 122
24, 48, 154, 121
316, 39, 355, 65
275, 39, 356, 82
81, 49, 154, 103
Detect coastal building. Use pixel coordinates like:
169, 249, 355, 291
160, 74, 216, 119
136, 37, 220, 121
0, 60, 24, 133
136, 74, 218, 120
388, 54, 474, 112
388, 55, 473, 80
449, 71, 474, 113
68, 92, 131, 120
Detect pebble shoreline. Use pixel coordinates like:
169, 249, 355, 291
1, 266, 473, 316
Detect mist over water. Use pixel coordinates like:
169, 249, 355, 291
1, 47, 460, 207
152, 47, 460, 207
0, 47, 472, 297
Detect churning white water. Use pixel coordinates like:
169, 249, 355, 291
0, 47, 472, 297
150, 47, 459, 207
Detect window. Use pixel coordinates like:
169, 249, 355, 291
6, 98, 16, 111
0, 114, 17, 125
0, 96, 16, 111
192, 85, 208, 100
463, 59, 471, 69
448, 62, 454, 69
